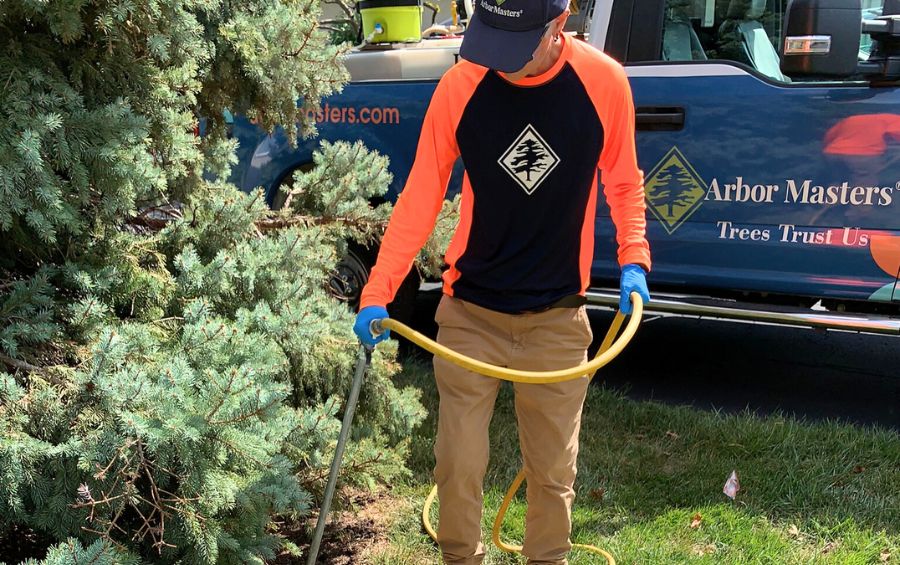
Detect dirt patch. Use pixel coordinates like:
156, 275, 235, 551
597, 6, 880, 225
275, 488, 406, 564
0, 490, 405, 565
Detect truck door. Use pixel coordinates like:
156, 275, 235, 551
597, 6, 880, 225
591, 0, 900, 307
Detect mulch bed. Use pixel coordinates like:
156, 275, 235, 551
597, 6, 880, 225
0, 490, 395, 565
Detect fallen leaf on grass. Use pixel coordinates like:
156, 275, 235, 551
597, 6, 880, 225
852, 465, 866, 474
665, 430, 679, 440
788, 524, 800, 538
880, 550, 891, 562
689, 513, 702, 529
589, 488, 605, 503
723, 470, 740, 499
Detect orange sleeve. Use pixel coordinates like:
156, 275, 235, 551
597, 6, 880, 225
596, 64, 652, 272
570, 43, 651, 272
360, 65, 483, 309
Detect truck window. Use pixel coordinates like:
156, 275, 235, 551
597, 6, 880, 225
659, 0, 885, 81
860, 2, 885, 61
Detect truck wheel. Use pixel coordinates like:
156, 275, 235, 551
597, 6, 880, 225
330, 244, 420, 328
330, 246, 373, 309
270, 163, 314, 210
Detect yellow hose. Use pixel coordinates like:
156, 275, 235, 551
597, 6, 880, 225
382, 293, 644, 565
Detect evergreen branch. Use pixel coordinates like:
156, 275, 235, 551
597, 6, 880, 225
125, 213, 387, 233
78, 527, 131, 554
284, 24, 316, 59
210, 395, 280, 426
151, 316, 184, 325
257, 214, 385, 232
183, 323, 226, 353
205, 368, 238, 422
76, 298, 97, 327
211, 199, 230, 228
0, 352, 64, 385
303, 452, 386, 485
244, 190, 262, 212
93, 439, 136, 480
156, 487, 200, 502
90, 332, 117, 379
210, 435, 270, 468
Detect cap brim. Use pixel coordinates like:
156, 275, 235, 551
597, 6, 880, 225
459, 13, 546, 73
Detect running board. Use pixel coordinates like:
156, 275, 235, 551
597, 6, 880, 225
585, 289, 900, 336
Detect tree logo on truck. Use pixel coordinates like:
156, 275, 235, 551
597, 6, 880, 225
499, 124, 560, 195
645, 146, 707, 234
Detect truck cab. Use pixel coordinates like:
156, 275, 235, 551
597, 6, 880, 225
227, 0, 900, 335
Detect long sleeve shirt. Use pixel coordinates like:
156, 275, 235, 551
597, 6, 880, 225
360, 34, 651, 314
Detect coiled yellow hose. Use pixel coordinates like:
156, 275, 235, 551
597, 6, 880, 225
379, 293, 643, 565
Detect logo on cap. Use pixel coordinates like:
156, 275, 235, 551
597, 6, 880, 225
479, 0, 524, 17
499, 124, 560, 194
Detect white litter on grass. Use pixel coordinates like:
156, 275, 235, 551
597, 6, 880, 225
723, 470, 740, 499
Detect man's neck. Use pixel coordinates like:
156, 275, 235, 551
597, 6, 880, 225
528, 35, 565, 77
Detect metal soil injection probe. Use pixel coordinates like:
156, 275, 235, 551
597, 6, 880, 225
306, 344, 373, 565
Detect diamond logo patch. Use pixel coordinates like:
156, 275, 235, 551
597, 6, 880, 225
498, 124, 560, 195
644, 146, 707, 234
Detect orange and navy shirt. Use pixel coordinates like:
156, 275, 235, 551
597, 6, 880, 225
360, 35, 651, 314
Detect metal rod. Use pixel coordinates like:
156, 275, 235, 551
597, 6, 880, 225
306, 344, 372, 565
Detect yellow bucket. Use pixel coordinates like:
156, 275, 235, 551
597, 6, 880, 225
360, 0, 423, 43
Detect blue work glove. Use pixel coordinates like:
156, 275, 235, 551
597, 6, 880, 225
353, 305, 390, 346
619, 264, 650, 315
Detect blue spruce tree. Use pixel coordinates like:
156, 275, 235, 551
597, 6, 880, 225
0, 1, 452, 562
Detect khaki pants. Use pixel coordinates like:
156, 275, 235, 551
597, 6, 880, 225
432, 295, 593, 565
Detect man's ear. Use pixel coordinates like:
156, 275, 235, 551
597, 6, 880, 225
553, 10, 570, 36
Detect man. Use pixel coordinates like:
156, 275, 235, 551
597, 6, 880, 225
353, 0, 651, 562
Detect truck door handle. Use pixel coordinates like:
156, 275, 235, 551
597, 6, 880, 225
635, 107, 685, 131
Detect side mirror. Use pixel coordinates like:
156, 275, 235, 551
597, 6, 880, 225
780, 0, 862, 77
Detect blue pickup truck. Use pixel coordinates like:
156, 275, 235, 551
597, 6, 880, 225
226, 0, 900, 335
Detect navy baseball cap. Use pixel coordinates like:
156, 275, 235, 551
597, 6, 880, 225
460, 0, 569, 73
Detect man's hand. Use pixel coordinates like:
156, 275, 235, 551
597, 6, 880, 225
619, 264, 650, 315
353, 306, 390, 346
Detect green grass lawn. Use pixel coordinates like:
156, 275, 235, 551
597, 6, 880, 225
365, 357, 899, 564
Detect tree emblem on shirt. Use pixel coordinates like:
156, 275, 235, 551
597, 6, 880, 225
644, 146, 707, 234
498, 124, 560, 195
510, 139, 550, 181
